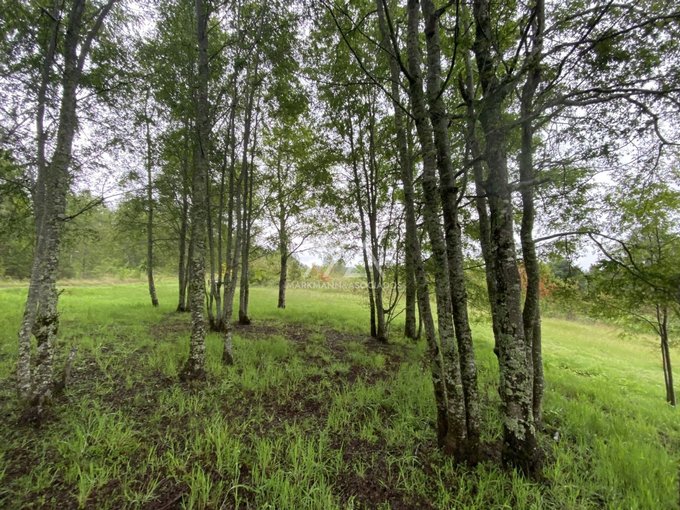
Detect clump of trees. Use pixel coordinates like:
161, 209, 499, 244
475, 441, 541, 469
1, 0, 678, 476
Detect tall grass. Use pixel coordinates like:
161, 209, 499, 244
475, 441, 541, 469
0, 281, 677, 509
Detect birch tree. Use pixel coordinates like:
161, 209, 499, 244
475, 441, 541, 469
14, 0, 120, 417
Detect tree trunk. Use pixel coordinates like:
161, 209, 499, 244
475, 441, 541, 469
519, 0, 545, 428
406, 0, 468, 458
238, 67, 257, 327
278, 208, 288, 309
221, 162, 241, 365
180, 0, 210, 381
278, 253, 288, 309
473, 0, 540, 474
348, 115, 377, 338
206, 147, 218, 329
18, 0, 109, 415
177, 124, 191, 313
366, 105, 387, 342
374, 0, 418, 340
658, 305, 676, 406
144, 94, 159, 308
421, 0, 480, 456
460, 52, 502, 355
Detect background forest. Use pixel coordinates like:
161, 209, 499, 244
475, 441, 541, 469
1, 0, 679, 508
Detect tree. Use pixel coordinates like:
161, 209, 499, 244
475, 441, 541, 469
262, 119, 329, 309
14, 0, 121, 417
589, 177, 680, 406
179, 0, 210, 381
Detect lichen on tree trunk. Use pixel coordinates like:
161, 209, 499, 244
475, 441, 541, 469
180, 0, 210, 382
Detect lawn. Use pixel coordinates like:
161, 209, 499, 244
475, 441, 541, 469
0, 281, 677, 509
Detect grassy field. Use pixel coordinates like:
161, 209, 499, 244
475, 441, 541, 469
0, 281, 678, 509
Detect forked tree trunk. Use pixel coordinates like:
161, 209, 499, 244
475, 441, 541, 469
180, 0, 210, 381
18, 0, 118, 416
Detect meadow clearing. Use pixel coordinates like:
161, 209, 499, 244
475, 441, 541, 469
0, 281, 678, 509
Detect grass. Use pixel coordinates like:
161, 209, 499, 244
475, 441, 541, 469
0, 281, 678, 509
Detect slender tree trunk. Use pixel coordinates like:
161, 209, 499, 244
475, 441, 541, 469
180, 0, 210, 381
278, 253, 288, 309
213, 94, 236, 327
144, 94, 159, 307
348, 116, 377, 338
278, 208, 288, 309
406, 0, 467, 458
238, 143, 254, 325
375, 0, 418, 339
413, 232, 449, 446
206, 149, 217, 328
177, 124, 191, 313
221, 168, 241, 365
366, 106, 387, 342
220, 93, 239, 329
237, 67, 257, 326
375, 0, 449, 424
421, 0, 480, 456
473, 0, 540, 474
519, 0, 545, 428
460, 52, 502, 355
658, 305, 676, 406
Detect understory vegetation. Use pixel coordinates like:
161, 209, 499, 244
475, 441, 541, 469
1, 282, 677, 509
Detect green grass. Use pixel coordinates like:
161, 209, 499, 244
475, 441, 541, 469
0, 281, 678, 509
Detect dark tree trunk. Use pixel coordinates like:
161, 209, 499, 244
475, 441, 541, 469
278, 253, 288, 309
278, 206, 288, 309
177, 125, 191, 313
144, 94, 159, 308
206, 160, 217, 328
658, 305, 676, 406
519, 0, 545, 428
238, 69, 258, 326
366, 105, 387, 342
347, 115, 378, 338
220, 157, 241, 365
238, 145, 254, 325
374, 0, 418, 340
180, 0, 210, 381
